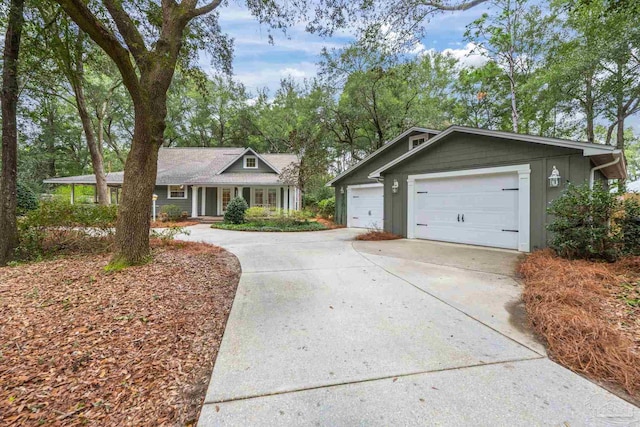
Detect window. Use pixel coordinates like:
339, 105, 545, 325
254, 188, 264, 206
268, 188, 277, 208
167, 185, 187, 199
244, 156, 257, 169
409, 134, 430, 150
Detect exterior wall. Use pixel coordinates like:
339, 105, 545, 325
224, 155, 277, 173
153, 185, 192, 216
381, 134, 597, 250
332, 131, 424, 225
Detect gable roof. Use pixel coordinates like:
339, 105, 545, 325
326, 127, 440, 186
43, 147, 298, 186
216, 147, 282, 175
368, 125, 626, 180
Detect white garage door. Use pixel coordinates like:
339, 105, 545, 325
348, 184, 384, 229
412, 172, 519, 249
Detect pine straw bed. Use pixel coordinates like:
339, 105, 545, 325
519, 250, 640, 400
355, 231, 403, 241
0, 240, 240, 426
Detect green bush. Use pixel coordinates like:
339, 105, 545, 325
547, 184, 620, 260
245, 206, 270, 220
17, 182, 39, 214
317, 197, 335, 219
224, 197, 248, 224
620, 198, 640, 256
159, 204, 182, 221
16, 200, 117, 260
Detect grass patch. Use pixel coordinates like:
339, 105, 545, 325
519, 250, 640, 400
355, 231, 403, 241
211, 221, 328, 232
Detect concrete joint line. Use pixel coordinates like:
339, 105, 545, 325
241, 264, 375, 275
351, 243, 545, 357
204, 355, 545, 405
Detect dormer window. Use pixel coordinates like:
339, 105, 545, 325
409, 134, 430, 150
244, 155, 257, 169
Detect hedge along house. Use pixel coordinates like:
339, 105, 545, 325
44, 147, 302, 217
328, 125, 626, 252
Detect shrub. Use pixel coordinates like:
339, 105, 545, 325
620, 197, 640, 256
17, 182, 39, 214
547, 184, 620, 260
159, 204, 182, 221
16, 200, 117, 260
224, 197, 248, 224
245, 206, 270, 220
317, 197, 335, 219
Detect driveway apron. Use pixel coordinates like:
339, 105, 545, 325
179, 226, 639, 426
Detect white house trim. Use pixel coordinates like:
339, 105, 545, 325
326, 127, 440, 186
217, 147, 281, 175
406, 164, 531, 252
201, 187, 207, 216
191, 186, 199, 217
243, 155, 258, 169
167, 184, 188, 199
408, 133, 430, 150
346, 183, 384, 228
369, 125, 620, 179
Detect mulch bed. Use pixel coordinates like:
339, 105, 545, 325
0, 241, 241, 426
355, 231, 403, 241
312, 218, 345, 230
519, 250, 640, 401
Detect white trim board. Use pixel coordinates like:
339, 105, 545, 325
369, 125, 621, 179
326, 127, 440, 186
167, 184, 188, 199
406, 164, 531, 252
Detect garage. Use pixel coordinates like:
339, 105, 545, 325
407, 165, 531, 251
347, 184, 384, 229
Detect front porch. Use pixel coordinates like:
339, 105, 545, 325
189, 185, 300, 218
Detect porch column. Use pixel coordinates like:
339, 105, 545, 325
191, 186, 199, 217
237, 187, 244, 201
285, 186, 290, 211
70, 183, 75, 205
288, 186, 295, 211
201, 187, 207, 216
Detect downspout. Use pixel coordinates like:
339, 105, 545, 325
589, 154, 621, 189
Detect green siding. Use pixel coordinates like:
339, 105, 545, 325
153, 185, 192, 216
331, 131, 424, 225
381, 134, 597, 250
224, 155, 277, 173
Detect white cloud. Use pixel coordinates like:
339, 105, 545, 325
232, 62, 319, 92
422, 42, 489, 68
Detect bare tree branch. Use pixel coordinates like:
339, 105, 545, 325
422, 0, 489, 12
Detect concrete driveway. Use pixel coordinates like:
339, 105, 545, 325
179, 226, 639, 426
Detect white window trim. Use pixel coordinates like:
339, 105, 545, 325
406, 164, 531, 252
167, 184, 187, 199
244, 155, 258, 169
346, 183, 383, 228
408, 133, 429, 150
251, 187, 281, 209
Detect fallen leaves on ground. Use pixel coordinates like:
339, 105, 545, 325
519, 250, 640, 400
150, 220, 199, 229
355, 231, 403, 241
312, 218, 345, 229
0, 240, 240, 426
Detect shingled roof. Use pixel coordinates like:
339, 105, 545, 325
43, 147, 298, 186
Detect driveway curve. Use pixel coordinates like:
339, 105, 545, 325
178, 225, 639, 426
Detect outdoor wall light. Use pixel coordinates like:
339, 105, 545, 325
340, 186, 344, 194
548, 166, 561, 188
392, 179, 399, 193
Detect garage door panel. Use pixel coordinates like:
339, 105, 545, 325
412, 172, 520, 250
349, 185, 384, 229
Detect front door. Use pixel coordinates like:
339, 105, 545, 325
221, 187, 232, 213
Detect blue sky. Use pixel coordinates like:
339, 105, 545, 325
203, 3, 494, 95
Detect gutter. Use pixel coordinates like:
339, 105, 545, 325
589, 153, 622, 189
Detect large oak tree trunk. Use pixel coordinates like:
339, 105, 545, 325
112, 76, 168, 264
0, 0, 24, 266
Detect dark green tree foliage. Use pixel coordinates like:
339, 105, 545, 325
16, 182, 38, 214
547, 184, 634, 260
224, 197, 248, 224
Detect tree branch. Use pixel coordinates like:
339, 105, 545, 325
422, 0, 489, 12
55, 0, 141, 103
103, 0, 149, 63
187, 0, 223, 19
